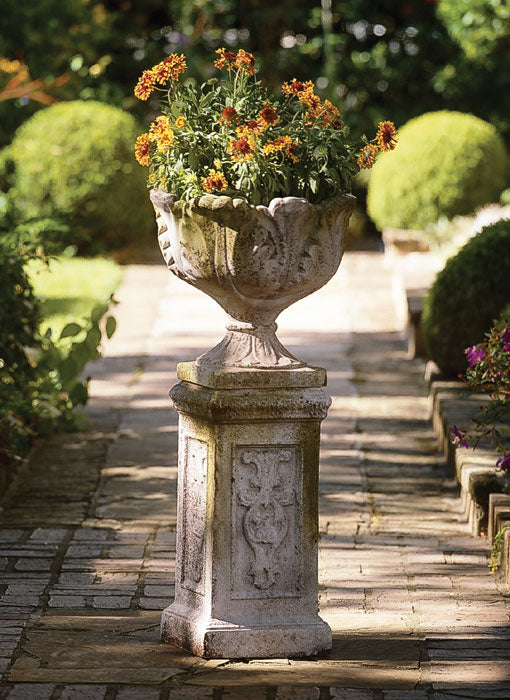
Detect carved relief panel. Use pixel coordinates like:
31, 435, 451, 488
231, 445, 302, 599
181, 436, 208, 594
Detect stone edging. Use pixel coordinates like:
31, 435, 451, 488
426, 363, 510, 586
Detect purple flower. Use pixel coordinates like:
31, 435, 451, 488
465, 344, 486, 367
496, 453, 510, 472
501, 328, 510, 343
451, 425, 469, 449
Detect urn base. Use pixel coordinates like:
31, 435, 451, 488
161, 603, 332, 659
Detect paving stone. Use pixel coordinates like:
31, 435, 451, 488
29, 528, 67, 542
92, 596, 132, 609
330, 691, 374, 700
48, 596, 86, 608
5, 684, 56, 699
14, 559, 52, 571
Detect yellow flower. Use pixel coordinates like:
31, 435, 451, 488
152, 54, 187, 84
134, 70, 156, 101
149, 115, 174, 152
357, 144, 379, 169
134, 133, 151, 166
149, 173, 157, 184
228, 135, 256, 162
282, 79, 314, 99
263, 135, 299, 163
376, 121, 398, 151
175, 116, 186, 128
259, 102, 280, 128
201, 169, 228, 193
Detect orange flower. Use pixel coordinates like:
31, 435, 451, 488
134, 133, 151, 166
201, 169, 228, 193
175, 116, 186, 128
219, 106, 239, 125
357, 144, 379, 169
149, 115, 174, 152
228, 134, 256, 161
282, 79, 314, 98
235, 49, 255, 75
214, 48, 237, 71
134, 70, 156, 100
152, 54, 187, 84
263, 135, 299, 163
238, 119, 265, 135
259, 102, 280, 127
376, 121, 398, 151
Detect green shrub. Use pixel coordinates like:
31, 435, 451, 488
421, 220, 510, 375
0, 239, 118, 468
367, 111, 507, 231
9, 100, 154, 253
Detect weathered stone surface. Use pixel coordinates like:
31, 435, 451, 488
163, 375, 332, 659
150, 189, 356, 368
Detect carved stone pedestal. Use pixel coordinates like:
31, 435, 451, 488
161, 362, 332, 659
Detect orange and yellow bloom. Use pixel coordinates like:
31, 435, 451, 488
219, 107, 239, 125
149, 115, 174, 152
134, 133, 151, 166
282, 79, 314, 99
214, 48, 255, 75
201, 169, 228, 193
263, 135, 300, 163
175, 116, 186, 128
259, 102, 280, 128
134, 70, 156, 100
228, 134, 256, 161
376, 121, 398, 151
151, 54, 186, 84
358, 144, 379, 169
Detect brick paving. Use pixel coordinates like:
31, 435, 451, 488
0, 254, 509, 699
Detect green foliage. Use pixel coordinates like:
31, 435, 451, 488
421, 220, 510, 376
437, 0, 510, 58
490, 526, 509, 574
140, 54, 372, 205
0, 240, 119, 466
367, 111, 506, 231
9, 101, 154, 252
27, 256, 122, 341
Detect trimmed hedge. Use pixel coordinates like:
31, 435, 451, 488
421, 219, 510, 375
8, 100, 153, 252
367, 111, 507, 231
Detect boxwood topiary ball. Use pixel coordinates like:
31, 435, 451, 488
421, 219, 510, 376
9, 100, 153, 253
367, 110, 507, 231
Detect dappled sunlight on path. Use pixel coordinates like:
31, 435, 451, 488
1, 253, 509, 699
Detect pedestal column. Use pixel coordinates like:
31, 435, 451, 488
161, 362, 332, 659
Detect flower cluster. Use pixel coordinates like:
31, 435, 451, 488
132, 50, 398, 204
358, 121, 398, 169
134, 54, 186, 100
450, 316, 510, 484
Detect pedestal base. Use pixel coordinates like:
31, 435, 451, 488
163, 363, 332, 660
161, 603, 331, 659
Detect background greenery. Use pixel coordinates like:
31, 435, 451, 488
2, 0, 510, 147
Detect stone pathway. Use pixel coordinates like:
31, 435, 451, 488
1, 253, 509, 699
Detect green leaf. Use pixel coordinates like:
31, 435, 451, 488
59, 322, 82, 339
105, 315, 117, 339
91, 303, 108, 323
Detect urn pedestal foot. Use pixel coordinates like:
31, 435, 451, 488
163, 363, 332, 659
161, 604, 331, 659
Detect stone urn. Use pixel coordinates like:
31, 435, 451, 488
150, 189, 356, 659
150, 190, 356, 374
